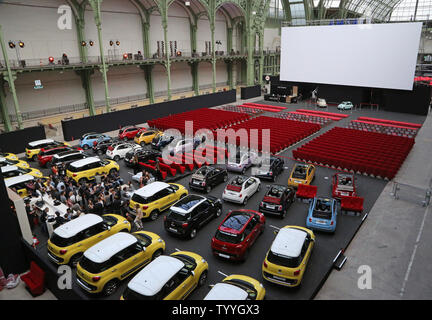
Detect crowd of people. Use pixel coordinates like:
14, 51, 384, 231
23, 165, 157, 237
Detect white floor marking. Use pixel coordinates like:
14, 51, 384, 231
175, 248, 181, 252
218, 271, 228, 278
269, 225, 280, 230
400, 204, 430, 297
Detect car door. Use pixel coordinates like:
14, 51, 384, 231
81, 222, 107, 248
248, 178, 259, 195
156, 188, 173, 210
196, 201, 212, 226
245, 215, 260, 246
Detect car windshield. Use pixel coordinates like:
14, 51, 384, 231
131, 193, 150, 204
267, 251, 300, 268
230, 176, 246, 186
214, 230, 243, 244
266, 186, 285, 198
292, 165, 307, 179
79, 256, 108, 274
168, 210, 190, 222
50, 233, 76, 247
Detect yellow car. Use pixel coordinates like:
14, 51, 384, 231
0, 165, 43, 179
134, 129, 162, 146
47, 214, 131, 266
129, 181, 188, 221
0, 152, 19, 161
288, 163, 316, 188
121, 251, 209, 300
66, 156, 119, 184
25, 139, 68, 161
76, 231, 165, 296
0, 157, 30, 169
204, 274, 266, 300
262, 226, 315, 287
4, 174, 48, 198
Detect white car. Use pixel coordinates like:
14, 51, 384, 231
106, 142, 141, 161
169, 138, 201, 155
317, 98, 327, 108
226, 150, 259, 174
222, 175, 261, 205
131, 171, 156, 184
337, 101, 354, 110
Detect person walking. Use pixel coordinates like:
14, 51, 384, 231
134, 204, 143, 231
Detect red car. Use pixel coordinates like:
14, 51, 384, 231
211, 209, 265, 262
37, 146, 83, 167
118, 126, 146, 141
332, 173, 357, 199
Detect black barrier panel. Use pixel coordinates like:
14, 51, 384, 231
62, 90, 236, 141
240, 85, 262, 100
0, 126, 46, 154
378, 85, 431, 116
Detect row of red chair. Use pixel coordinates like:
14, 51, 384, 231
292, 127, 414, 179
296, 109, 349, 119
244, 103, 287, 110
349, 120, 418, 138
357, 117, 422, 129
213, 116, 321, 153
147, 108, 250, 134
277, 112, 333, 127
217, 105, 263, 115
240, 103, 286, 113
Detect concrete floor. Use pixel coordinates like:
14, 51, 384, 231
315, 112, 432, 300
4, 97, 431, 300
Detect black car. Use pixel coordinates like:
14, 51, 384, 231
253, 156, 284, 182
92, 138, 118, 155
151, 134, 174, 150
51, 150, 87, 169
189, 166, 228, 193
124, 149, 161, 168
258, 184, 295, 218
164, 194, 222, 239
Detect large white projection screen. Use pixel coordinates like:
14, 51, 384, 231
280, 23, 422, 91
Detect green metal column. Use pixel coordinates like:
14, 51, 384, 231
226, 60, 234, 90
0, 25, 22, 129
0, 79, 12, 132
142, 22, 151, 59
189, 62, 199, 96
227, 27, 233, 54
159, 1, 171, 101
190, 24, 197, 54
77, 70, 96, 116
258, 33, 264, 85
141, 65, 155, 104
89, 0, 110, 113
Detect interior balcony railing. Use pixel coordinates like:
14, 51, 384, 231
0, 51, 248, 71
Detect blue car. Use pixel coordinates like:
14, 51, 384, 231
306, 197, 337, 233
80, 133, 111, 150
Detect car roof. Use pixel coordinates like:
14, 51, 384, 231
221, 211, 252, 234
127, 255, 184, 297
84, 232, 137, 263
170, 195, 206, 214
1, 165, 19, 173
28, 139, 55, 147
134, 182, 171, 198
54, 214, 103, 239
69, 157, 100, 168
204, 283, 248, 300
271, 227, 307, 258
5, 174, 34, 187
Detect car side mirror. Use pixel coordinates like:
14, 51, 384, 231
208, 284, 214, 288
107, 226, 111, 231
190, 270, 195, 276
142, 246, 146, 252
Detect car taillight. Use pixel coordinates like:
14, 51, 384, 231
330, 221, 334, 225
202, 181, 206, 186
59, 249, 67, 255
93, 141, 97, 146
73, 174, 77, 177
108, 146, 114, 151
260, 202, 264, 207
263, 261, 268, 268
27, 150, 31, 154
269, 171, 273, 176
182, 223, 188, 228
309, 218, 312, 222
142, 206, 148, 210
278, 205, 283, 211
163, 216, 167, 221
239, 194, 243, 198
294, 270, 300, 276
92, 276, 101, 282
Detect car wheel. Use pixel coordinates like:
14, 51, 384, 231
223, 175, 228, 182
243, 196, 248, 205
152, 249, 163, 260
180, 193, 187, 199
123, 137, 128, 141
257, 184, 261, 192
241, 249, 250, 262
114, 155, 120, 162
78, 178, 87, 185
69, 253, 82, 267
46, 161, 52, 168
242, 168, 246, 174
109, 168, 117, 175
140, 142, 145, 147
198, 270, 208, 287
189, 228, 197, 239
281, 209, 287, 219
119, 229, 129, 233
97, 150, 103, 155
103, 280, 118, 296
149, 210, 159, 221
206, 185, 211, 193
32, 155, 38, 162
83, 144, 89, 150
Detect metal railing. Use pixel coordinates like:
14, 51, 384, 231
391, 182, 431, 207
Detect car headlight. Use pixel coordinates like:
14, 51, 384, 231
202, 259, 207, 264
157, 238, 164, 243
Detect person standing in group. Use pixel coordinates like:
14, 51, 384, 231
134, 204, 143, 231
